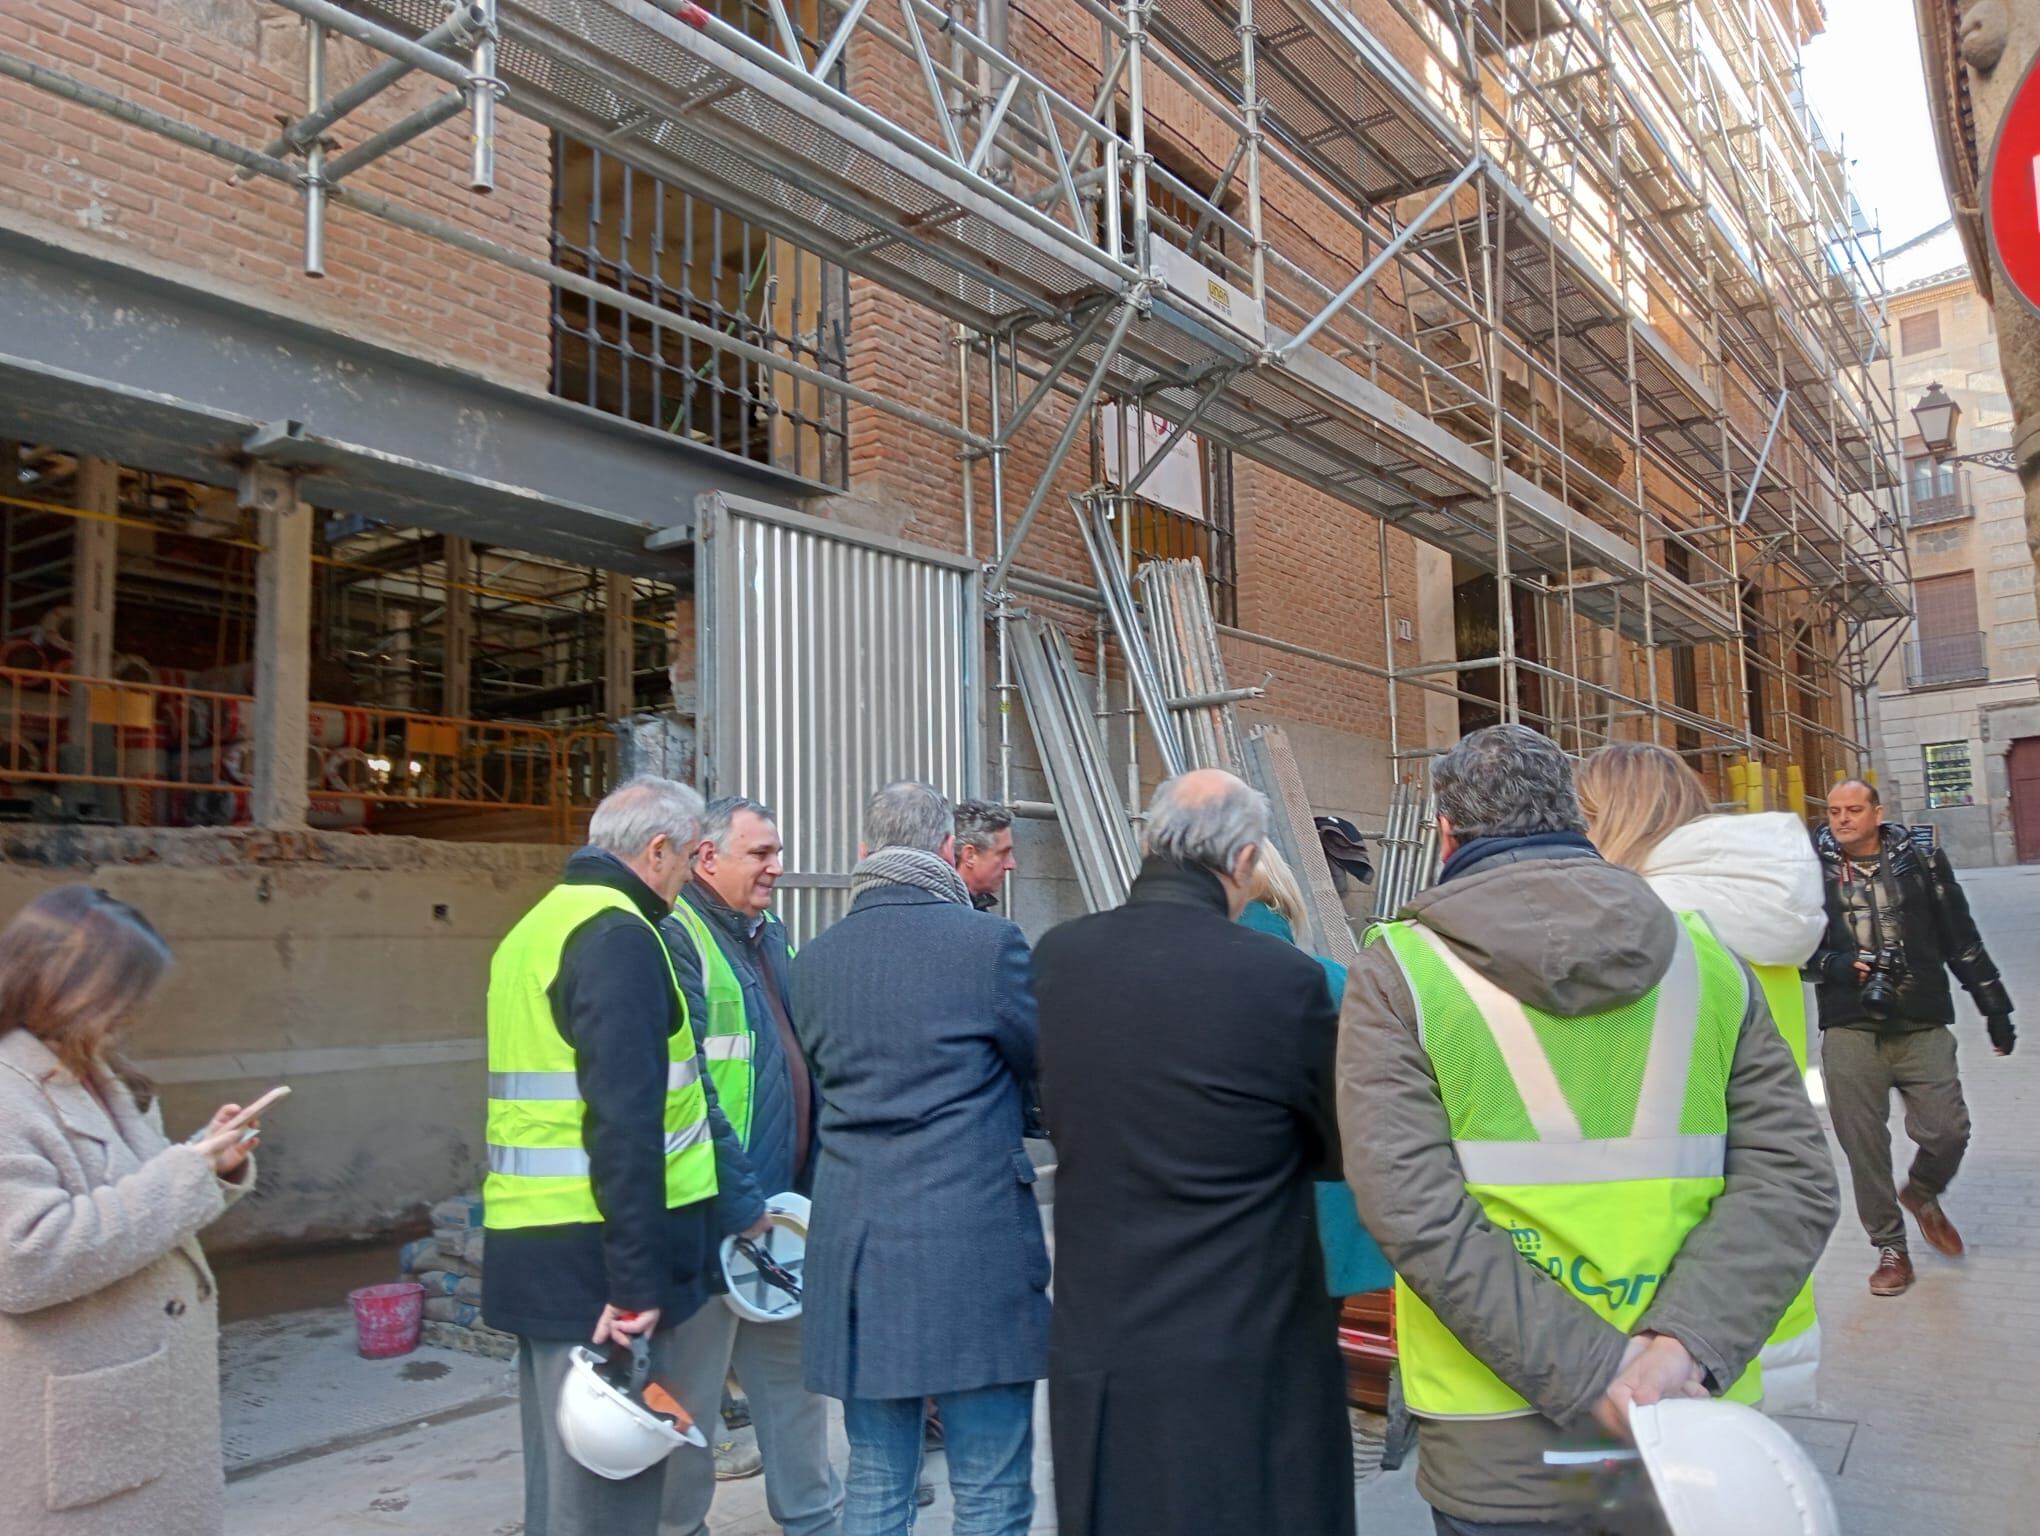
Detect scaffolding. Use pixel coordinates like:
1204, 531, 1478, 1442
1, 0, 1909, 827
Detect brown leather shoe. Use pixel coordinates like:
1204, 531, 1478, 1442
1901, 1185, 1966, 1257
1870, 1245, 1914, 1296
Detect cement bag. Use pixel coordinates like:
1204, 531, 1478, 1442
398, 1238, 443, 1275
431, 1194, 485, 1232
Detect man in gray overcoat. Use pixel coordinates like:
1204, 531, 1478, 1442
790, 780, 1048, 1536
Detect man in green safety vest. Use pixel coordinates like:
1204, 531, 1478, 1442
656, 796, 842, 1536
1339, 726, 1840, 1535
481, 775, 748, 1535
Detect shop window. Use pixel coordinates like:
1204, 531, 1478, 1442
1923, 741, 1973, 808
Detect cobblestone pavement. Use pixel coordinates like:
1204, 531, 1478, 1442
1773, 863, 2040, 1536
230, 863, 2040, 1535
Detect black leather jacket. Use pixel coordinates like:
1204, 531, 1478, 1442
1808, 822, 2012, 1031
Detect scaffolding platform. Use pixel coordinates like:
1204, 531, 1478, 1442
1147, 0, 1471, 206
359, 0, 1135, 332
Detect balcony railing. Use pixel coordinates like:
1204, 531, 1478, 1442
1906, 632, 1990, 689
1908, 487, 1973, 528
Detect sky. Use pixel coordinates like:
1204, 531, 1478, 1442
1798, 0, 1959, 285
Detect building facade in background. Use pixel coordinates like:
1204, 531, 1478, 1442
1877, 266, 2040, 865
0, 0, 1905, 1252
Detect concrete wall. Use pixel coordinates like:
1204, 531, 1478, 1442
0, 828, 560, 1254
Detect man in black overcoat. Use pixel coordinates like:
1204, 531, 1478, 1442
1034, 767, 1351, 1536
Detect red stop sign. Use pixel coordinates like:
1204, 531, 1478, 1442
1989, 49, 2040, 318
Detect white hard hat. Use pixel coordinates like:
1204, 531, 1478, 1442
556, 1339, 704, 1481
1631, 1397, 1839, 1536
721, 1192, 810, 1323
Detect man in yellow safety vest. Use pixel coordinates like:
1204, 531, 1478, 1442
657, 796, 841, 1536
481, 775, 749, 1535
1338, 727, 1840, 1534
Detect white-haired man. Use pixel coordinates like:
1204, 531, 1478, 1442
1034, 768, 1351, 1536
482, 775, 731, 1536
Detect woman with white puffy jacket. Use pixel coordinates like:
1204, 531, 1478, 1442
1576, 742, 1828, 1414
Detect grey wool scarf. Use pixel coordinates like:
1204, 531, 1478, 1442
851, 845, 972, 906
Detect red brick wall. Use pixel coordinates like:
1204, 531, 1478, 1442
0, 0, 552, 387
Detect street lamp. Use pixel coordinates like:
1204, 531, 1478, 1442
1909, 383, 2019, 473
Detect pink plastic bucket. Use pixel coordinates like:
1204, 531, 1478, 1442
348, 1282, 425, 1359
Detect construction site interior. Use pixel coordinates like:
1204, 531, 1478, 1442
0, 0, 1907, 1256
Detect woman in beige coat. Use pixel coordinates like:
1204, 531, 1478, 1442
0, 886, 261, 1535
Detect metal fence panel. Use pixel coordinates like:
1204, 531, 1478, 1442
697, 493, 981, 944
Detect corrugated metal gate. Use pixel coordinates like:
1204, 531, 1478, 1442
696, 493, 981, 943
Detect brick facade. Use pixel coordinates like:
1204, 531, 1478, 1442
1, 0, 552, 387
2, 0, 1875, 813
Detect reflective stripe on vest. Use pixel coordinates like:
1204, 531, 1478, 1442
1381, 913, 1757, 1420
486, 1118, 714, 1177
669, 897, 756, 1146
1748, 960, 1820, 1390
487, 1059, 704, 1102
483, 883, 717, 1230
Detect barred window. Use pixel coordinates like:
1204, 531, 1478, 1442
550, 134, 849, 486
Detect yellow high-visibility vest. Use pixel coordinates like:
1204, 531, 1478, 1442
1377, 912, 1760, 1418
669, 897, 755, 1147
1750, 961, 1820, 1410
484, 883, 716, 1229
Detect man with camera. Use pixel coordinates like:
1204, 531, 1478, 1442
1812, 779, 2015, 1297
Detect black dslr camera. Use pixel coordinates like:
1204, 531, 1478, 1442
1859, 945, 1908, 1019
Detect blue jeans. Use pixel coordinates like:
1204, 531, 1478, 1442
841, 1384, 1034, 1536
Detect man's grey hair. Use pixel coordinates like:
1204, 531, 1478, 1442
1141, 770, 1269, 875
953, 799, 1014, 854
1430, 725, 1585, 839
863, 780, 954, 853
587, 775, 706, 856
700, 795, 776, 853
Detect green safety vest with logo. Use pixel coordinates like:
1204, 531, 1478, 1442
1750, 961, 1820, 1402
668, 897, 757, 1148
1376, 911, 1762, 1419
483, 883, 717, 1230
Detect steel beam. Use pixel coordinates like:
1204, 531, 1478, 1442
0, 226, 808, 575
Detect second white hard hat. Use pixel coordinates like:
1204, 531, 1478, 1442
721, 1191, 810, 1323
1630, 1397, 1839, 1536
557, 1339, 705, 1481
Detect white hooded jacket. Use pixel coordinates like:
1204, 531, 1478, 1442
1637, 809, 1826, 1415
1635, 812, 1825, 969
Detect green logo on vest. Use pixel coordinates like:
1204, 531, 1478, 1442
1507, 1223, 1663, 1310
